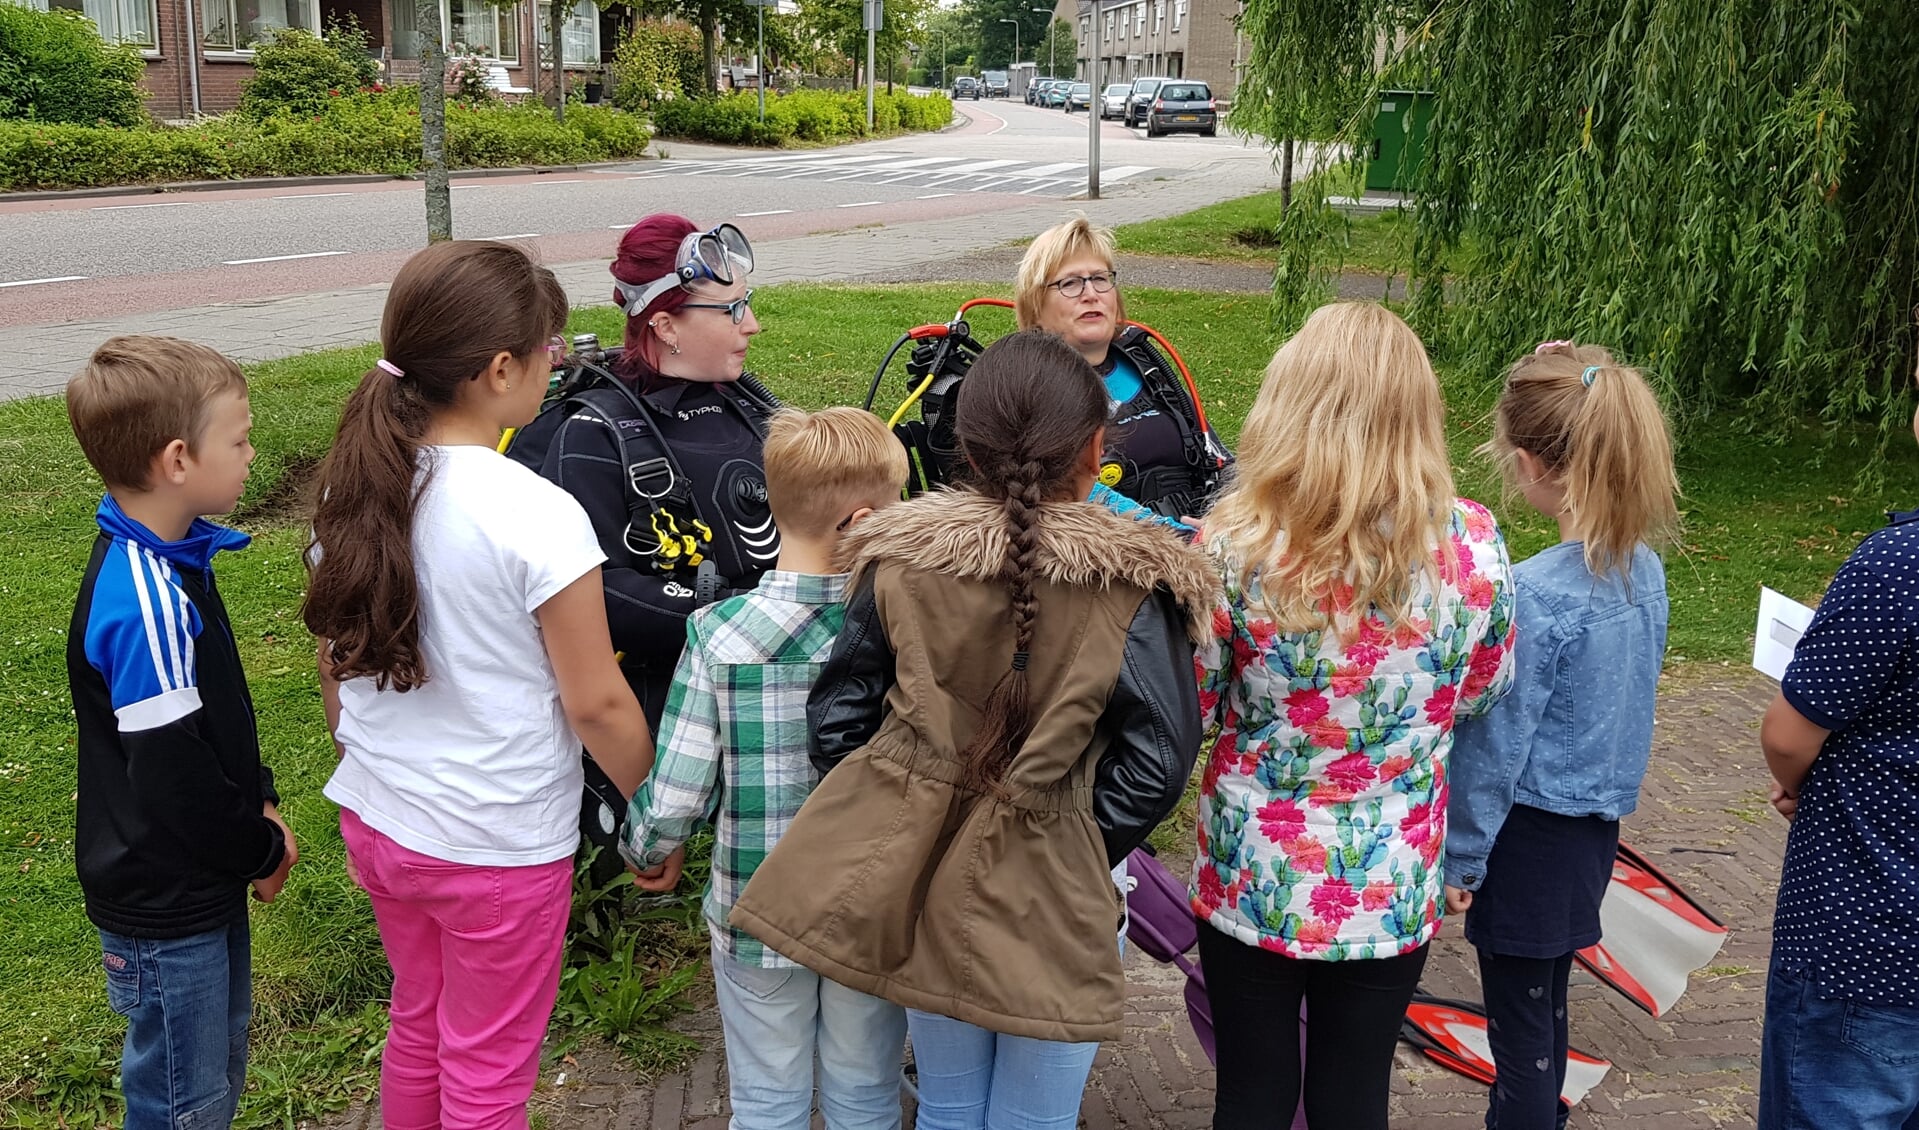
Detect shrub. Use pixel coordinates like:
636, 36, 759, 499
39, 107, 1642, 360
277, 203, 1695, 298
610, 20, 705, 112
238, 28, 379, 118
0, 88, 650, 191
651, 89, 951, 147
0, 5, 145, 127
323, 16, 381, 90
446, 54, 497, 105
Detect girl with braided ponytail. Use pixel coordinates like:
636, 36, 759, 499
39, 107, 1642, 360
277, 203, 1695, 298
731, 330, 1215, 1129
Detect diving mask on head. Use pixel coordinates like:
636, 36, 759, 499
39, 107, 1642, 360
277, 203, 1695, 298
613, 224, 755, 318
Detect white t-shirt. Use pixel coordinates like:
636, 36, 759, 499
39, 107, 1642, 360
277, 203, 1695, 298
323, 445, 608, 867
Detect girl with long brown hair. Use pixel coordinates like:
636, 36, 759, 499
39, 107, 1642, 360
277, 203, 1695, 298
730, 330, 1214, 1130
1193, 302, 1517, 1130
1446, 341, 1678, 1130
304, 240, 652, 1130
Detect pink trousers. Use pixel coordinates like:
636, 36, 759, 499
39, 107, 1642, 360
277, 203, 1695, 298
341, 809, 572, 1130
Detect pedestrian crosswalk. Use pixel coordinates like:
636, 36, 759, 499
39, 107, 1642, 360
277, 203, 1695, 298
645, 152, 1164, 197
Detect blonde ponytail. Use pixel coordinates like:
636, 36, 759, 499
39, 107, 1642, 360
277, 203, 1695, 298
1488, 343, 1679, 578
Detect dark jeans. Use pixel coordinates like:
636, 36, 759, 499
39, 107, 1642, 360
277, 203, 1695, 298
99, 919, 251, 1130
1197, 922, 1429, 1130
1476, 949, 1573, 1130
1759, 956, 1919, 1130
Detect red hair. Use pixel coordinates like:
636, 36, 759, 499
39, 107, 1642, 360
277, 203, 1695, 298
611, 213, 700, 386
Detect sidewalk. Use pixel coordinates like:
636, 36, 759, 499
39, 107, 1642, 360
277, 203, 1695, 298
319, 666, 1778, 1130
0, 159, 1281, 403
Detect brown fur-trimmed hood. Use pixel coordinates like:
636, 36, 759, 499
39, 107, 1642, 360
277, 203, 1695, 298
835, 491, 1222, 643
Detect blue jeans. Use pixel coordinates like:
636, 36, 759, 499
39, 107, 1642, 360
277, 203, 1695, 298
100, 919, 251, 1130
711, 944, 908, 1130
904, 1010, 1098, 1130
1760, 958, 1919, 1130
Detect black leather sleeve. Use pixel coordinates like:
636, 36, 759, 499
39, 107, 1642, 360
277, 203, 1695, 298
806, 576, 897, 776
1093, 587, 1202, 865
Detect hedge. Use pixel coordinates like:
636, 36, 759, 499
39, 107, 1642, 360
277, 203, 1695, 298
0, 4, 145, 127
0, 89, 650, 191
651, 89, 952, 147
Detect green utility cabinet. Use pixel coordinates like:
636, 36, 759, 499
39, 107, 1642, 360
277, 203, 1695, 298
1365, 90, 1436, 191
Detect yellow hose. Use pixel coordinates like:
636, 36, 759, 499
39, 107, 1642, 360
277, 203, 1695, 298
886, 372, 938, 430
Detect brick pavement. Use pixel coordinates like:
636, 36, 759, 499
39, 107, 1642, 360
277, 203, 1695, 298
316, 665, 1780, 1130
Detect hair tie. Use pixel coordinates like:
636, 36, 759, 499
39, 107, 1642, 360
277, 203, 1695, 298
1010, 651, 1030, 672
1535, 339, 1574, 355
376, 359, 405, 378
1581, 365, 1600, 388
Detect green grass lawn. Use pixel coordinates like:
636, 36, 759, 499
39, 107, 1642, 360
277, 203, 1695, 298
1114, 189, 1450, 279
2, 280, 1910, 1123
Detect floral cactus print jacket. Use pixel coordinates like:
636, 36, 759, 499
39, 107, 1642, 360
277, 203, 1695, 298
1192, 498, 1517, 960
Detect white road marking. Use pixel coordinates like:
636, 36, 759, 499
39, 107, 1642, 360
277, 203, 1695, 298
221, 251, 348, 265
0, 275, 87, 288
926, 158, 1022, 177
736, 209, 793, 217
1101, 165, 1154, 182
1017, 162, 1086, 178
836, 200, 884, 208
916, 192, 955, 199
626, 173, 667, 179
91, 201, 189, 211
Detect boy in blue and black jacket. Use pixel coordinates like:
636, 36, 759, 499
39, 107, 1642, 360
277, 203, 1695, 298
65, 336, 296, 1130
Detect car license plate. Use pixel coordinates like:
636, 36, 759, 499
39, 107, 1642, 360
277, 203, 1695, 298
1176, 114, 1198, 122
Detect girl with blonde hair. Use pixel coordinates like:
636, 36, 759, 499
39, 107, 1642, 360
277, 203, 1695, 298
1193, 301, 1517, 1130
1446, 341, 1678, 1130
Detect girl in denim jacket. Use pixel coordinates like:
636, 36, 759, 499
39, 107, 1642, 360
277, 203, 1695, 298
1444, 341, 1679, 1130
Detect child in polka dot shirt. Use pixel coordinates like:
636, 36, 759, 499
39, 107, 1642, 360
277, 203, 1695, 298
1757, 350, 1919, 1130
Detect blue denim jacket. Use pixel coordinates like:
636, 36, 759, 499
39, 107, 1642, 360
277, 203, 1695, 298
1445, 541, 1667, 892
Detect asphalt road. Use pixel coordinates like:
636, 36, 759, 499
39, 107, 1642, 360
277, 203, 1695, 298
0, 98, 1268, 329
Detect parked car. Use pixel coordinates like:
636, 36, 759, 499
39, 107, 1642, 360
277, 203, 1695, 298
951, 75, 981, 100
1099, 83, 1131, 119
1064, 82, 1092, 112
1025, 79, 1048, 104
980, 70, 1009, 98
1124, 75, 1170, 127
1043, 80, 1070, 108
1145, 79, 1217, 136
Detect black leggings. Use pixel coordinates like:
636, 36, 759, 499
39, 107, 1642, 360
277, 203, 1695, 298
1197, 922, 1429, 1130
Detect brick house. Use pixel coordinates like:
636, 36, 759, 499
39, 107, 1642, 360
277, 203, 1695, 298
13, 0, 619, 118
1053, 0, 1244, 101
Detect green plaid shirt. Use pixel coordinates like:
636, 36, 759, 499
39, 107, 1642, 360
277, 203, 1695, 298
620, 571, 847, 967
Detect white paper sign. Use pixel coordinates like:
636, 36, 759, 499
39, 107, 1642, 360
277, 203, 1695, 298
1753, 586, 1816, 680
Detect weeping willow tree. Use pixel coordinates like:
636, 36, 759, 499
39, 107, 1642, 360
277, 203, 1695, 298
1235, 0, 1918, 450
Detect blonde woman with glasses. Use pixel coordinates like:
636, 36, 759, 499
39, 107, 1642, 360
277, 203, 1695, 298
1014, 216, 1233, 521
1191, 302, 1517, 1130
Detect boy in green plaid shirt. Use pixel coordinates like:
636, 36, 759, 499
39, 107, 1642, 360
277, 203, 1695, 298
622, 407, 910, 1130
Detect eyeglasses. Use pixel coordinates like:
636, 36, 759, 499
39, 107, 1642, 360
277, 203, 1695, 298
545, 335, 567, 370
1046, 270, 1118, 299
614, 223, 756, 318
679, 288, 755, 325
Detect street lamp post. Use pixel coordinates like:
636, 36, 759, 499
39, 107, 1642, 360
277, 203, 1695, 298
1031, 7, 1051, 76
998, 17, 1019, 70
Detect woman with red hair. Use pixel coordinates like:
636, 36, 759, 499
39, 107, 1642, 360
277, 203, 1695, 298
508, 213, 781, 874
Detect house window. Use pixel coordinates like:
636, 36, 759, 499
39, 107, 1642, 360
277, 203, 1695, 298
536, 0, 597, 65
449, 0, 518, 63
1173, 0, 1184, 29
23, 0, 158, 49
1104, 11, 1112, 41
199, 0, 319, 51
1118, 10, 1125, 39
1153, 0, 1162, 33
1079, 16, 1088, 51
1133, 2, 1144, 35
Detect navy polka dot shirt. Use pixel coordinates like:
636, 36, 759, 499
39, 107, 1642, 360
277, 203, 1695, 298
1774, 510, 1919, 1007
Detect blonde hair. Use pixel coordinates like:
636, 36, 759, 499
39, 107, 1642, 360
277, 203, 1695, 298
762, 407, 910, 538
1014, 214, 1125, 331
66, 336, 248, 490
1206, 302, 1456, 632
1487, 342, 1679, 578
